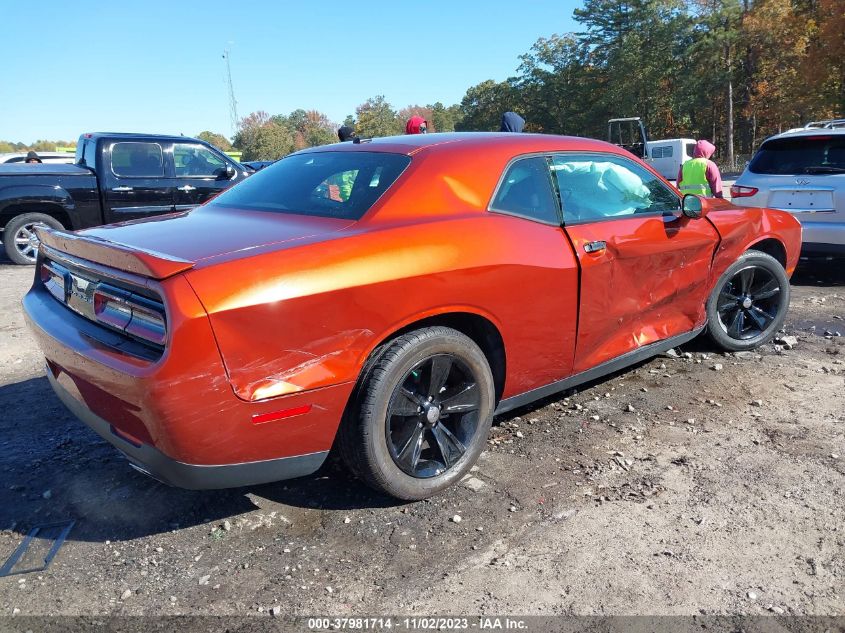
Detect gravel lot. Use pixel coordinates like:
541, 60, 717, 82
0, 253, 843, 618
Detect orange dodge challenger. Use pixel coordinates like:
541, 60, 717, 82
23, 133, 801, 500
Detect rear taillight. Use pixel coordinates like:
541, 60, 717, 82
93, 284, 166, 346
93, 287, 133, 329
730, 185, 759, 198
40, 260, 67, 302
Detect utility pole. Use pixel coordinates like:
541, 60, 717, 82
223, 48, 239, 136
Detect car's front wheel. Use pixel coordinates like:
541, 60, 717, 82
705, 249, 790, 351
340, 326, 495, 500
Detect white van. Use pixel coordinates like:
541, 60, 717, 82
606, 120, 696, 182
645, 138, 697, 181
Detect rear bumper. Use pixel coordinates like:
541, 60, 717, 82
800, 220, 845, 249
23, 261, 355, 487
48, 368, 328, 489
733, 198, 844, 247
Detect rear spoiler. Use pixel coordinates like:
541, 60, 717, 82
36, 228, 194, 280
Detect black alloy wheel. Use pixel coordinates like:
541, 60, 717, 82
338, 326, 495, 500
386, 354, 482, 478
716, 265, 782, 340
705, 250, 790, 351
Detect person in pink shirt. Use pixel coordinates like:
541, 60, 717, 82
677, 139, 723, 198
405, 116, 428, 134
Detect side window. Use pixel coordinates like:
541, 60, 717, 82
111, 142, 164, 178
490, 156, 560, 224
551, 154, 680, 223
685, 143, 697, 158
174, 143, 227, 178
652, 145, 673, 159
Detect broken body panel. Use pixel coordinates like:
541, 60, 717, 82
22, 133, 802, 489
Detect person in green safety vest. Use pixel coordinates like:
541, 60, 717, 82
677, 139, 724, 198
328, 126, 358, 202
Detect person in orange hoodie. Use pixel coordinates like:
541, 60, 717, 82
677, 139, 723, 198
405, 116, 428, 134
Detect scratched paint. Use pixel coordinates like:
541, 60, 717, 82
21, 134, 803, 484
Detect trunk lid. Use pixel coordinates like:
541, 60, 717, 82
37, 206, 355, 279
760, 175, 844, 224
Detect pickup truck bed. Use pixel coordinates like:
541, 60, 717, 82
0, 164, 95, 177
0, 132, 249, 265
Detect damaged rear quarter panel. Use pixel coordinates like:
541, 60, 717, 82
185, 213, 579, 408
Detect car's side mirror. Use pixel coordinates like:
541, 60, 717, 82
681, 194, 703, 219
223, 163, 236, 179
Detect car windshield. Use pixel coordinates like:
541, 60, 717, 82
748, 135, 845, 175
208, 151, 411, 220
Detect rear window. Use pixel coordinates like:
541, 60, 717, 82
75, 139, 97, 168
749, 135, 845, 175
208, 151, 411, 220
111, 142, 165, 177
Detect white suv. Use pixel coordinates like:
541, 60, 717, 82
731, 121, 845, 257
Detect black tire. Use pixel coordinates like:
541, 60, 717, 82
339, 326, 495, 500
3, 213, 63, 265
706, 249, 790, 351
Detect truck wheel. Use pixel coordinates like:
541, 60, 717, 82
705, 250, 790, 351
3, 213, 63, 265
339, 326, 495, 500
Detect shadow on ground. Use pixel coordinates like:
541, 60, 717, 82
791, 257, 845, 287
0, 376, 397, 545
2, 256, 837, 547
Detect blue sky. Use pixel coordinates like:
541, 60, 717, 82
0, 1, 581, 143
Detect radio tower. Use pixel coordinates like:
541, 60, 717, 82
223, 48, 239, 135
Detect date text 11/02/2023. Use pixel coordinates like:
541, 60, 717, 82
306, 617, 528, 630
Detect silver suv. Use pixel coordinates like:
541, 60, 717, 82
731, 121, 845, 257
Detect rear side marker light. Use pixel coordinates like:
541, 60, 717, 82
252, 404, 312, 425
730, 185, 759, 198
110, 425, 143, 448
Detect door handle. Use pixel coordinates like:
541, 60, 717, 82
177, 185, 196, 192
112, 186, 133, 192
584, 240, 606, 253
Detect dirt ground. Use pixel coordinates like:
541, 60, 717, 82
0, 254, 843, 620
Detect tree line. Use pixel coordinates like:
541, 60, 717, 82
0, 140, 77, 153
223, 0, 842, 168
5, 0, 840, 168
224, 100, 462, 161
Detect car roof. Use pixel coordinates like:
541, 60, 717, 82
80, 132, 207, 143
766, 127, 845, 141
296, 132, 628, 158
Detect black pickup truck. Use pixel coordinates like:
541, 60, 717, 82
0, 132, 249, 264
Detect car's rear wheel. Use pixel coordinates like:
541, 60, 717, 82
3, 213, 63, 265
705, 250, 790, 351
339, 326, 495, 500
